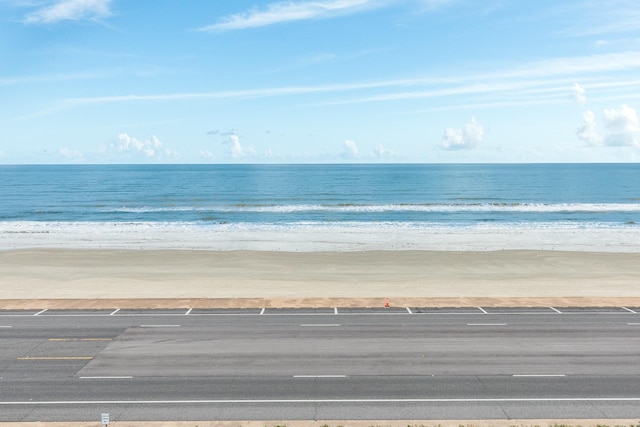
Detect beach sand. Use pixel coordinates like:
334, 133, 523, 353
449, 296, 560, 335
1, 249, 640, 309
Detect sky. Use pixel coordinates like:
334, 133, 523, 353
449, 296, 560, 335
1, 0, 640, 164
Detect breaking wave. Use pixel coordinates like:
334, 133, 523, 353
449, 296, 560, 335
107, 203, 640, 214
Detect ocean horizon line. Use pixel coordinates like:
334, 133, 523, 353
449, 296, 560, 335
2, 161, 640, 167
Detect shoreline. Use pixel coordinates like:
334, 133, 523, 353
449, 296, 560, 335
3, 221, 640, 252
2, 248, 640, 308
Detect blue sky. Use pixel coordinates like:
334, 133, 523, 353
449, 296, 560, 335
1, 0, 640, 163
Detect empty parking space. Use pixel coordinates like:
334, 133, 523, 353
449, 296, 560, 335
115, 309, 190, 316
188, 308, 262, 315
411, 307, 484, 314
554, 307, 631, 314
265, 308, 335, 315
338, 307, 409, 314
482, 307, 559, 314
43, 310, 115, 316
0, 310, 42, 316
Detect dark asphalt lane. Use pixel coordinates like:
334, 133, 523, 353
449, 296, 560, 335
1, 309, 640, 421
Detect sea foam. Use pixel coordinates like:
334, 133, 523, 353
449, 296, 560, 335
2, 221, 639, 252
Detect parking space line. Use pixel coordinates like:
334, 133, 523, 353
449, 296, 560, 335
17, 356, 94, 361
4, 397, 640, 405
513, 374, 566, 377
293, 375, 346, 378
3, 307, 637, 318
467, 323, 507, 326
79, 376, 133, 379
139, 325, 180, 328
49, 338, 112, 342
300, 324, 340, 327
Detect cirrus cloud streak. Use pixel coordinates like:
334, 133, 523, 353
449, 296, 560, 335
197, 0, 386, 32
23, 0, 112, 24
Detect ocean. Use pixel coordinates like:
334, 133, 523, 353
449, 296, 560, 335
1, 163, 639, 251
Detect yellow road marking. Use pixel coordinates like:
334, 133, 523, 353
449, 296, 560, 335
17, 356, 94, 360
48, 338, 112, 341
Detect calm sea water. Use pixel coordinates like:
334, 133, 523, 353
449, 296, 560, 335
1, 163, 639, 227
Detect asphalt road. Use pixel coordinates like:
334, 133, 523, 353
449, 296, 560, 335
1, 307, 640, 422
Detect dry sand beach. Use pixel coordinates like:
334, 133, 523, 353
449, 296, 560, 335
1, 248, 640, 309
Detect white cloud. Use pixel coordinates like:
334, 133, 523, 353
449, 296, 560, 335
576, 105, 640, 147
440, 117, 484, 150
111, 133, 176, 159
24, 0, 112, 24
58, 147, 84, 161
198, 0, 381, 32
223, 134, 256, 158
603, 104, 640, 146
342, 140, 359, 159
199, 150, 215, 160
372, 144, 394, 159
576, 110, 603, 146
572, 82, 587, 105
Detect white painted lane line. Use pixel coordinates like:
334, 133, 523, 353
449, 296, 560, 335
109, 308, 120, 316
406, 307, 413, 314
260, 308, 265, 315
139, 325, 181, 328
334, 307, 338, 315
513, 374, 566, 377
622, 307, 637, 313
467, 323, 507, 326
477, 307, 488, 314
3, 397, 640, 405
300, 324, 340, 327
0, 326, 12, 328
79, 376, 133, 380
34, 309, 47, 316
628, 323, 640, 325
549, 306, 562, 314
185, 308, 193, 315
293, 375, 346, 379
18, 356, 94, 361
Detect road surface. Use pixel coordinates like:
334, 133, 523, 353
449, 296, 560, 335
1, 306, 640, 421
